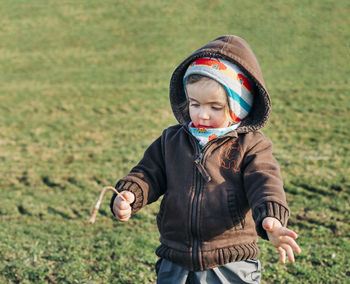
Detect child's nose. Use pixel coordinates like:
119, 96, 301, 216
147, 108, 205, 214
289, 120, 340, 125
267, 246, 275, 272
199, 108, 209, 119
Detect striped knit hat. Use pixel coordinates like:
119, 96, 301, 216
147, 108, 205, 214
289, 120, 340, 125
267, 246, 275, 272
184, 57, 254, 123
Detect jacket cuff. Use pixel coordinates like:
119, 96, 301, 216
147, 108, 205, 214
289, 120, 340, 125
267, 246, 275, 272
110, 179, 145, 217
253, 201, 289, 240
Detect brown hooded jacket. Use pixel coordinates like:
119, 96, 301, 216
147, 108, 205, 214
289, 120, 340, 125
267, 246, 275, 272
111, 35, 289, 271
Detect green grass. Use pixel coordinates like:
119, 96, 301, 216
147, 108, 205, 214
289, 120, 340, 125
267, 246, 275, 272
0, 0, 349, 283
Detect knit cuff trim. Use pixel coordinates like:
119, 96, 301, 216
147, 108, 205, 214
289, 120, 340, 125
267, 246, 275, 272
253, 201, 289, 240
117, 179, 145, 214
110, 179, 145, 216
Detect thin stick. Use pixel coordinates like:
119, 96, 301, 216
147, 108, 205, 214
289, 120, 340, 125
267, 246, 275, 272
88, 186, 125, 224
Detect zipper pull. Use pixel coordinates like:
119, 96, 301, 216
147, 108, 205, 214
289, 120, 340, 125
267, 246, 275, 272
194, 153, 211, 183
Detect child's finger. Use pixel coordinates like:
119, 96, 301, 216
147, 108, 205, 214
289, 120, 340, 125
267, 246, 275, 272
119, 200, 131, 210
280, 244, 295, 263
112, 197, 122, 214
117, 214, 131, 222
262, 217, 281, 231
280, 227, 298, 239
278, 247, 286, 264
116, 207, 132, 222
280, 236, 301, 254
121, 191, 135, 204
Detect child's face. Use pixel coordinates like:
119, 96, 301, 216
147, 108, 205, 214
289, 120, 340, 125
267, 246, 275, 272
186, 78, 231, 129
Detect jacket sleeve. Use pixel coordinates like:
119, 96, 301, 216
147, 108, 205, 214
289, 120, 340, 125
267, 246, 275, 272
242, 131, 289, 240
110, 135, 166, 216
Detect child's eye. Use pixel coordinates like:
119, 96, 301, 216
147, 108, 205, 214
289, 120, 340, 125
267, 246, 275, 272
212, 106, 224, 110
190, 103, 200, 107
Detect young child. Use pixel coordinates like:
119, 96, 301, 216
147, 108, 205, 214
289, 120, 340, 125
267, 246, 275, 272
111, 35, 300, 283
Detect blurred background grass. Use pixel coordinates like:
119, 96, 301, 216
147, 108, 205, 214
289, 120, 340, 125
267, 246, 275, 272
0, 0, 349, 283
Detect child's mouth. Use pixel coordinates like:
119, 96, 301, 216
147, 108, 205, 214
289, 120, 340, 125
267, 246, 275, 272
196, 124, 214, 129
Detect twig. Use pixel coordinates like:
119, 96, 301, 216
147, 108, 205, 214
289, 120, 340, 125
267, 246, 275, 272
88, 186, 125, 224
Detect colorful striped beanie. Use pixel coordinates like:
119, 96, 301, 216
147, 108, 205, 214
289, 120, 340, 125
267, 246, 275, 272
184, 57, 254, 123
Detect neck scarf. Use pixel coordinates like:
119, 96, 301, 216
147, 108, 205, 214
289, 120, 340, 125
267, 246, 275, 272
188, 122, 240, 148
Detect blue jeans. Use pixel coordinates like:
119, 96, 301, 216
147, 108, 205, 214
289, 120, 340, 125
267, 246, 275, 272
156, 258, 261, 284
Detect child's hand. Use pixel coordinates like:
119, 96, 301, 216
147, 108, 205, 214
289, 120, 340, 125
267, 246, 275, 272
262, 217, 301, 264
113, 191, 135, 222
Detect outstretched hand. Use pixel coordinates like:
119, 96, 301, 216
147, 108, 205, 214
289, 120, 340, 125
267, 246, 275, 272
262, 217, 301, 264
113, 191, 135, 222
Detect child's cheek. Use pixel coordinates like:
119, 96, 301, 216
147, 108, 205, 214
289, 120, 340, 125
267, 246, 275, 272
189, 109, 198, 125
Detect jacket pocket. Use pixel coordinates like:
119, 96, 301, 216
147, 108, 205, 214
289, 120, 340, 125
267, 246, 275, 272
227, 191, 246, 229
157, 194, 167, 232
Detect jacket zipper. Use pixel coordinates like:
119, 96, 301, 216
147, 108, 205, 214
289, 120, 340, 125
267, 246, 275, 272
183, 126, 203, 271
191, 150, 202, 271
184, 125, 234, 271
191, 141, 232, 270
194, 152, 211, 182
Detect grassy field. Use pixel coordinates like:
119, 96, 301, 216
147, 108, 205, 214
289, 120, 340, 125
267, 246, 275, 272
0, 0, 349, 283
